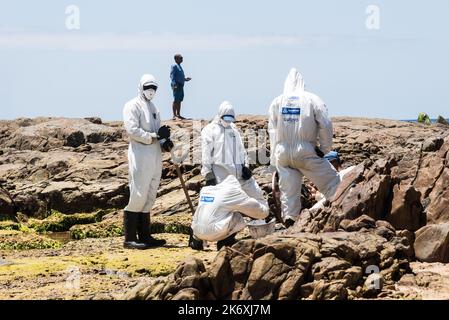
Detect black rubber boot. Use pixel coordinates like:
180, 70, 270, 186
188, 231, 204, 251
137, 213, 166, 248
216, 233, 237, 251
284, 218, 295, 228
123, 211, 146, 250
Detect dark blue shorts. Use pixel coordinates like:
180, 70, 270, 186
173, 85, 184, 102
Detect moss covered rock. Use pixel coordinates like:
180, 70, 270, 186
27, 209, 111, 233
69, 212, 192, 240
70, 221, 123, 240
0, 230, 61, 250
0, 221, 20, 231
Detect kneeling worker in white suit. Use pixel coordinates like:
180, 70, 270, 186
191, 175, 269, 250
268, 68, 341, 227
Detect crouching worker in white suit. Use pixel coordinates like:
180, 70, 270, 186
122, 74, 174, 250
268, 68, 341, 228
191, 175, 269, 250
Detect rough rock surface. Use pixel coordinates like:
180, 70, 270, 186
414, 223, 449, 263
292, 158, 427, 234
128, 230, 413, 300
1, 116, 449, 300
1, 116, 448, 222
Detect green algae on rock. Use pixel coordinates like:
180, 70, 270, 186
0, 221, 20, 231
27, 209, 112, 233
0, 230, 61, 250
69, 211, 192, 240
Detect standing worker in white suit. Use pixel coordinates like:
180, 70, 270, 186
123, 74, 174, 249
189, 101, 269, 250
268, 68, 341, 227
200, 101, 267, 205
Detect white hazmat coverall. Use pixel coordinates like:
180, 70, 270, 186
123, 74, 162, 213
201, 101, 267, 205
268, 68, 340, 221
192, 175, 269, 242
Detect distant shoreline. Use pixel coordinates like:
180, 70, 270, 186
402, 119, 449, 123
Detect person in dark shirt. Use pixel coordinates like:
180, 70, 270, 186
170, 54, 192, 120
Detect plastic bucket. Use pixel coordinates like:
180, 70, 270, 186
246, 219, 276, 239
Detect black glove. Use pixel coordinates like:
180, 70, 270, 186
242, 166, 252, 180
204, 172, 216, 186
157, 125, 171, 140
315, 146, 324, 158
161, 139, 174, 152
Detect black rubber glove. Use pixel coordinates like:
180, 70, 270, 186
157, 125, 171, 140
315, 146, 324, 158
242, 166, 252, 180
161, 139, 174, 152
205, 178, 217, 186
204, 172, 216, 186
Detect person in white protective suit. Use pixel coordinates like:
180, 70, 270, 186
268, 68, 341, 227
191, 175, 269, 250
200, 101, 267, 205
122, 74, 174, 249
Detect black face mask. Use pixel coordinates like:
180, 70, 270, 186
143, 84, 158, 91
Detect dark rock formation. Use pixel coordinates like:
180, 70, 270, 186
127, 231, 413, 300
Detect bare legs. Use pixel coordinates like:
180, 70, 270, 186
172, 101, 185, 120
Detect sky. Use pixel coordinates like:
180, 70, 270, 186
1, 0, 448, 121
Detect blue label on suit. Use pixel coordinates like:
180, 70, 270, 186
282, 107, 301, 115
200, 196, 215, 203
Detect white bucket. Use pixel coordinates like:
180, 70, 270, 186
246, 219, 276, 239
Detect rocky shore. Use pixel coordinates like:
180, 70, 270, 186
1, 116, 448, 300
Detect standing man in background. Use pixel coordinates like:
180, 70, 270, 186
170, 54, 192, 120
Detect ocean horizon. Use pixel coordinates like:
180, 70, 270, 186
402, 118, 449, 123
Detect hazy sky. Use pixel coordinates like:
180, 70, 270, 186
1, 0, 448, 121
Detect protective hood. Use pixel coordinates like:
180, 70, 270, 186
283, 68, 305, 95
139, 74, 158, 100
213, 101, 236, 124
217, 101, 235, 118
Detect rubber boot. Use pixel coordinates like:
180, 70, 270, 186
284, 218, 295, 228
188, 230, 204, 251
216, 233, 237, 251
123, 211, 146, 250
137, 213, 166, 248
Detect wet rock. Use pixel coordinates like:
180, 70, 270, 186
414, 223, 449, 263
437, 116, 449, 126
84, 117, 103, 125
422, 137, 444, 152
0, 187, 15, 217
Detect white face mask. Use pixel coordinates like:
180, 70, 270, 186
143, 89, 156, 101
220, 119, 231, 128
